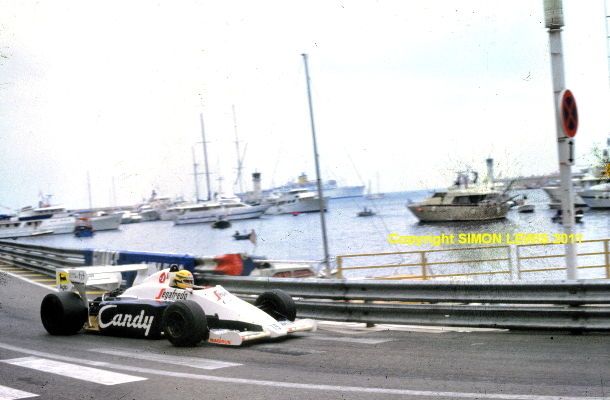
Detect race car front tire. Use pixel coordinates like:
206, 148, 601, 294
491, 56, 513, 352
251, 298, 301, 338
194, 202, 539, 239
162, 300, 209, 347
40, 292, 88, 335
255, 289, 297, 321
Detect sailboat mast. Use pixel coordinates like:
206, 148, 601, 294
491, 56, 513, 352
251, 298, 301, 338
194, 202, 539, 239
191, 146, 200, 201
232, 105, 244, 194
200, 113, 212, 201
301, 53, 330, 273
86, 171, 92, 209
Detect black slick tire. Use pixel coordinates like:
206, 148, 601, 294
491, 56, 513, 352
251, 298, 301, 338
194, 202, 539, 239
162, 300, 208, 347
255, 289, 296, 321
40, 292, 88, 335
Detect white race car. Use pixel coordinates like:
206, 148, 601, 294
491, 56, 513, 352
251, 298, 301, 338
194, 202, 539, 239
40, 264, 316, 347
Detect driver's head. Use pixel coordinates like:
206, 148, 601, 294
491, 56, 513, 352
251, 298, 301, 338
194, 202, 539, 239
171, 269, 194, 289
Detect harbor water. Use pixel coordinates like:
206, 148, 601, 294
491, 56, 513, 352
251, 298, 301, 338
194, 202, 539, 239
13, 189, 610, 280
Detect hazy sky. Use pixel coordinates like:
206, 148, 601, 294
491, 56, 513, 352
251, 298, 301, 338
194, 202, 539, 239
1, 0, 609, 210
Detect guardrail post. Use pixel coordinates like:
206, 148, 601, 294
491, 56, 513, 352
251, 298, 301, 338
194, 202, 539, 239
604, 239, 610, 279
516, 245, 522, 280
336, 256, 343, 279
508, 245, 517, 282
421, 251, 428, 280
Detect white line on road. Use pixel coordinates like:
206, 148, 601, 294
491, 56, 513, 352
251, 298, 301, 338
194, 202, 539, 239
88, 348, 241, 370
2, 357, 146, 386
0, 271, 56, 292
0, 342, 606, 400
305, 335, 394, 344
0, 384, 38, 400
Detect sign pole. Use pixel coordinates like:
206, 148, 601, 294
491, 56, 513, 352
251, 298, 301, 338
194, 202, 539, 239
544, 0, 578, 279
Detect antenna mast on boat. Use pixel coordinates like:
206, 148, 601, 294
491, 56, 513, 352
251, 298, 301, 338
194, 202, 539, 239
302, 53, 331, 274
232, 105, 245, 194
200, 113, 212, 201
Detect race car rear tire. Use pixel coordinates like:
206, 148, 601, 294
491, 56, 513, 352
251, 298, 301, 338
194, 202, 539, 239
255, 289, 296, 321
40, 292, 87, 336
162, 300, 209, 347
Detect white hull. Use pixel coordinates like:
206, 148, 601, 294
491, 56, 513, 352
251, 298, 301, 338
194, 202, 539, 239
159, 209, 180, 221
0, 216, 76, 239
90, 213, 122, 231
581, 197, 610, 208
175, 204, 268, 225
542, 186, 586, 206
408, 204, 510, 222
323, 185, 364, 199
139, 209, 160, 222
579, 184, 610, 208
265, 197, 328, 215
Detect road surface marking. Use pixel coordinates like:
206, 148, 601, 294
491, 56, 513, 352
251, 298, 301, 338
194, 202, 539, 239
88, 348, 241, 370
0, 271, 56, 291
0, 342, 606, 400
0, 384, 38, 400
1, 357, 146, 386
305, 335, 393, 344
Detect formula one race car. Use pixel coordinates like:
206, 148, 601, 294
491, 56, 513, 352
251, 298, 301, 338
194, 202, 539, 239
40, 264, 316, 347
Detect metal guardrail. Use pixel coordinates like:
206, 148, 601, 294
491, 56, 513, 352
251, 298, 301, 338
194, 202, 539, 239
0, 241, 88, 274
2, 240, 610, 331
199, 275, 610, 305
336, 239, 610, 281
199, 275, 610, 331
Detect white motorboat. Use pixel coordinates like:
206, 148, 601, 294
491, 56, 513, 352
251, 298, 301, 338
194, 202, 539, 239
264, 188, 328, 215
118, 210, 142, 224
543, 138, 610, 206
543, 175, 607, 207
75, 211, 122, 231
579, 183, 610, 208
159, 204, 190, 221
0, 205, 76, 239
90, 212, 122, 231
137, 205, 160, 222
174, 197, 268, 225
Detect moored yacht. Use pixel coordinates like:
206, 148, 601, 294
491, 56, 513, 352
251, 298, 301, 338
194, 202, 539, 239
0, 205, 76, 239
543, 175, 608, 207
579, 183, 610, 209
264, 188, 328, 215
407, 172, 510, 222
407, 188, 510, 222
76, 211, 122, 231
174, 197, 268, 225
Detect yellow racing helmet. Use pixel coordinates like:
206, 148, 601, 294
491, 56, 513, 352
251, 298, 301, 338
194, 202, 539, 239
172, 269, 194, 289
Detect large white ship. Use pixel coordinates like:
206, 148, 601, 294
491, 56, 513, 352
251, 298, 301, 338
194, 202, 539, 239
267, 173, 364, 199
0, 205, 76, 239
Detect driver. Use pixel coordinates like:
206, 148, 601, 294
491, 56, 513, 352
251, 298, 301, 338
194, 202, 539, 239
170, 269, 194, 289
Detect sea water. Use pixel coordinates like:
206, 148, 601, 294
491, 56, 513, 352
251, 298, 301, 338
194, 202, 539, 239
14, 189, 610, 280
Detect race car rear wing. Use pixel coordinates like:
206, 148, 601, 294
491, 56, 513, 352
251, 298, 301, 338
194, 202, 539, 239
56, 264, 151, 303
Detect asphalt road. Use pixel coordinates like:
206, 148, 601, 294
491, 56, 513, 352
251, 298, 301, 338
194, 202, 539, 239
0, 267, 609, 400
